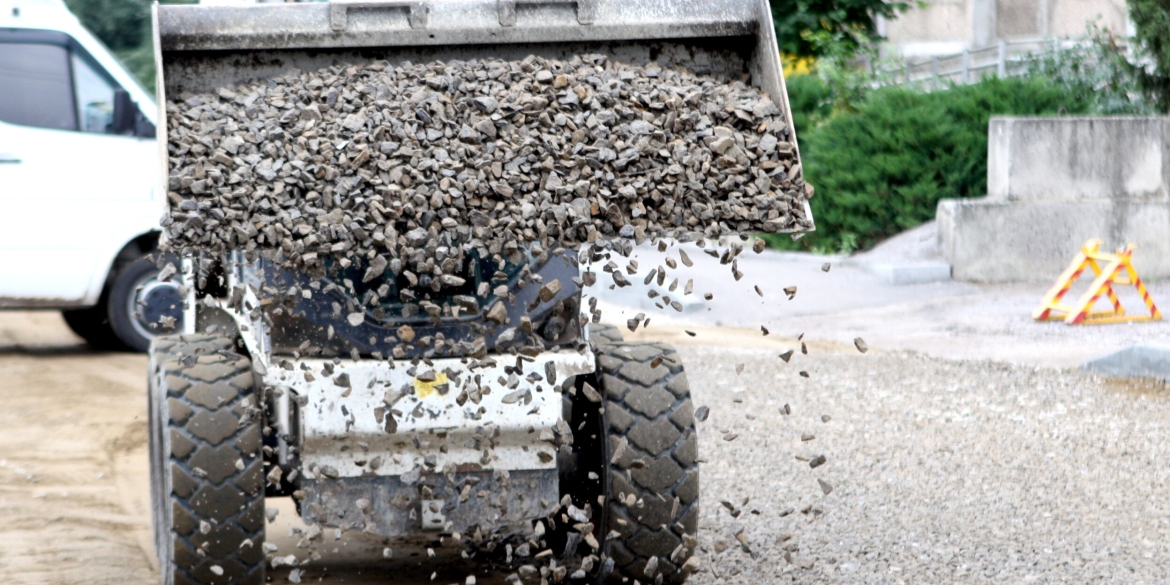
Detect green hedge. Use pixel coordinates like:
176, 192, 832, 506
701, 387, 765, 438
784, 72, 833, 137
771, 75, 1096, 253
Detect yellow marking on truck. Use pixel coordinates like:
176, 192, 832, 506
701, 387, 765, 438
413, 372, 448, 398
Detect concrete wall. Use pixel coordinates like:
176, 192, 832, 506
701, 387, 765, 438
987, 117, 1170, 202
881, 0, 1128, 57
884, 0, 974, 49
939, 116, 1170, 283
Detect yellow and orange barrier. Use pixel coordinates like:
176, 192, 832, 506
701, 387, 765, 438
1033, 239, 1160, 325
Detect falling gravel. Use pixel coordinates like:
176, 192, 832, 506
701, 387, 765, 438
162, 53, 812, 281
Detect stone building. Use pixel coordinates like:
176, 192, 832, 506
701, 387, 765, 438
878, 0, 1131, 58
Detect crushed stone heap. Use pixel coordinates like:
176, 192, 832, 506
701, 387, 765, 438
163, 53, 811, 278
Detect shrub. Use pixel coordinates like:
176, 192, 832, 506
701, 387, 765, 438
1023, 30, 1159, 114
785, 73, 832, 136
1128, 0, 1170, 110
782, 76, 1095, 253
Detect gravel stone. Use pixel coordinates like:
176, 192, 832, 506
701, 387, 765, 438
679, 345, 1170, 585
162, 54, 811, 287
694, 405, 710, 422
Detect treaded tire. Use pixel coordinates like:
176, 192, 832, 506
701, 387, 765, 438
587, 323, 625, 349
596, 342, 699, 583
151, 334, 239, 356
149, 335, 265, 585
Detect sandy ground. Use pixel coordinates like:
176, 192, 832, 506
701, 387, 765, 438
0, 311, 155, 585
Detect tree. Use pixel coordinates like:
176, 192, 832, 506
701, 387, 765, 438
770, 0, 910, 58
1127, 0, 1170, 110
63, 0, 193, 90
63, 0, 150, 52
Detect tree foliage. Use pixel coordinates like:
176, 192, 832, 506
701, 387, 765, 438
1128, 0, 1170, 110
770, 0, 910, 58
63, 0, 193, 90
1022, 31, 1156, 114
63, 0, 150, 51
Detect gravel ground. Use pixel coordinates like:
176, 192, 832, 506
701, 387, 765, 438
677, 342, 1170, 585
2, 312, 1169, 584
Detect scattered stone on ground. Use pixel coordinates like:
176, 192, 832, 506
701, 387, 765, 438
683, 344, 1170, 585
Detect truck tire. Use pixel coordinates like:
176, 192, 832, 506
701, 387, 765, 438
151, 333, 239, 356
149, 336, 265, 585
587, 323, 624, 348
110, 256, 185, 352
595, 342, 699, 584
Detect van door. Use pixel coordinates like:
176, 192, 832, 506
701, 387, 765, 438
0, 29, 156, 305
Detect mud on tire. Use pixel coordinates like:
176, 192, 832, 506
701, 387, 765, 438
596, 342, 699, 583
148, 335, 265, 585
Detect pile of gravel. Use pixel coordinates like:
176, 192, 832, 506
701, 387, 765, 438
162, 53, 811, 285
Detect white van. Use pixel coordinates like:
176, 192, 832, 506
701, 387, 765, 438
0, 0, 177, 351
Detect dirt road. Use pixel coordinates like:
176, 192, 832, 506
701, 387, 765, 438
0, 311, 155, 584
0, 312, 502, 585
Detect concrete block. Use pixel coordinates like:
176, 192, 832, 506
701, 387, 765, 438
987, 116, 1170, 203
866, 262, 953, 285
1081, 344, 1170, 381
942, 116, 1170, 283
937, 197, 1170, 283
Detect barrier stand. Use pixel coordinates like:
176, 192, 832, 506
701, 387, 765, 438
1033, 239, 1161, 325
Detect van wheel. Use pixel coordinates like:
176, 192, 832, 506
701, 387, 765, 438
62, 304, 121, 349
149, 335, 265, 585
109, 256, 184, 352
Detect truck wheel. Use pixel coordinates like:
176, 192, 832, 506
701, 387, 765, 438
110, 256, 185, 352
587, 323, 625, 349
149, 336, 265, 585
595, 342, 699, 583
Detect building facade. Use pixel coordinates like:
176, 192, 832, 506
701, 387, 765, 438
878, 0, 1131, 58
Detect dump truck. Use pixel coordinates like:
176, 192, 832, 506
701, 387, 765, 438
147, 1, 809, 583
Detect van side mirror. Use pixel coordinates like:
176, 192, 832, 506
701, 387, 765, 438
111, 88, 135, 135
